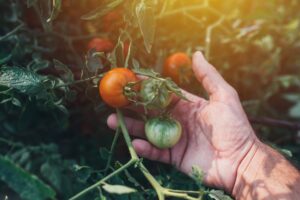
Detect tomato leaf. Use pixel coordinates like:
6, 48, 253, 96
133, 68, 160, 78
135, 0, 156, 53
289, 102, 300, 118
102, 183, 137, 195
47, 0, 62, 23
27, 0, 38, 8
86, 50, 104, 72
0, 66, 44, 95
208, 190, 233, 200
190, 165, 204, 187
81, 0, 124, 20
165, 79, 189, 101
53, 59, 74, 82
0, 156, 56, 200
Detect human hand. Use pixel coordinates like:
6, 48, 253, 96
107, 51, 258, 193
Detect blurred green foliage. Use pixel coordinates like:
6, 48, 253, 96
0, 0, 299, 199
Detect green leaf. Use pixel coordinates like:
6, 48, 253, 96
47, 0, 62, 22
102, 183, 137, 195
133, 68, 160, 78
0, 54, 12, 65
11, 97, 22, 107
86, 50, 104, 72
208, 190, 233, 200
40, 161, 62, 190
81, 0, 124, 20
289, 102, 300, 118
0, 66, 44, 95
135, 0, 156, 53
27, 0, 37, 8
0, 156, 56, 200
27, 0, 38, 7
100, 147, 110, 160
27, 58, 50, 72
283, 94, 300, 103
72, 165, 93, 183
132, 59, 140, 70
190, 166, 204, 187
53, 59, 74, 83
165, 79, 189, 101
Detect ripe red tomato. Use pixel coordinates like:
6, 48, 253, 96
87, 38, 114, 53
163, 52, 192, 85
99, 68, 139, 108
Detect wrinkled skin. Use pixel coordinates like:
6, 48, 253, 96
107, 52, 258, 193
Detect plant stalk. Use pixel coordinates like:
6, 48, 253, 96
69, 159, 136, 200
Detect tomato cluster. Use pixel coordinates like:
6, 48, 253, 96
98, 66, 184, 149
91, 35, 191, 150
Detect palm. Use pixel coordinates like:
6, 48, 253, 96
167, 93, 255, 191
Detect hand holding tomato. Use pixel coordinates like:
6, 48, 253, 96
107, 51, 259, 193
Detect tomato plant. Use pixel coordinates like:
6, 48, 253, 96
163, 52, 193, 86
99, 68, 139, 108
1, 1, 300, 200
145, 117, 182, 149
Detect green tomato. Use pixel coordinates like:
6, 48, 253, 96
140, 79, 172, 109
145, 117, 182, 149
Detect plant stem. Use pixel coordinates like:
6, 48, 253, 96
54, 74, 104, 89
164, 189, 200, 200
68, 159, 137, 200
0, 23, 24, 42
139, 163, 165, 200
116, 109, 139, 160
116, 109, 165, 199
103, 127, 120, 174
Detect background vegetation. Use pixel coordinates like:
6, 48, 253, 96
0, 0, 299, 199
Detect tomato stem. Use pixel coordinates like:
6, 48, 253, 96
103, 127, 120, 175
54, 74, 104, 88
68, 158, 136, 200
116, 109, 139, 160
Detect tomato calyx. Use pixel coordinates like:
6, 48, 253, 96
123, 81, 141, 102
130, 68, 189, 111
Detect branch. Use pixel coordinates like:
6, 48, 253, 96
0, 23, 24, 42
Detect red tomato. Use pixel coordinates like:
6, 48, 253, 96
163, 52, 192, 85
99, 68, 139, 108
87, 38, 114, 53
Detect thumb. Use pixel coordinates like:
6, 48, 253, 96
132, 139, 170, 164
192, 51, 237, 102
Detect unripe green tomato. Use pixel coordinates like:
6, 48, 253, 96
140, 79, 172, 109
145, 117, 182, 149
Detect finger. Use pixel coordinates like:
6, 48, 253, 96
107, 113, 145, 138
192, 51, 238, 102
132, 139, 170, 164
